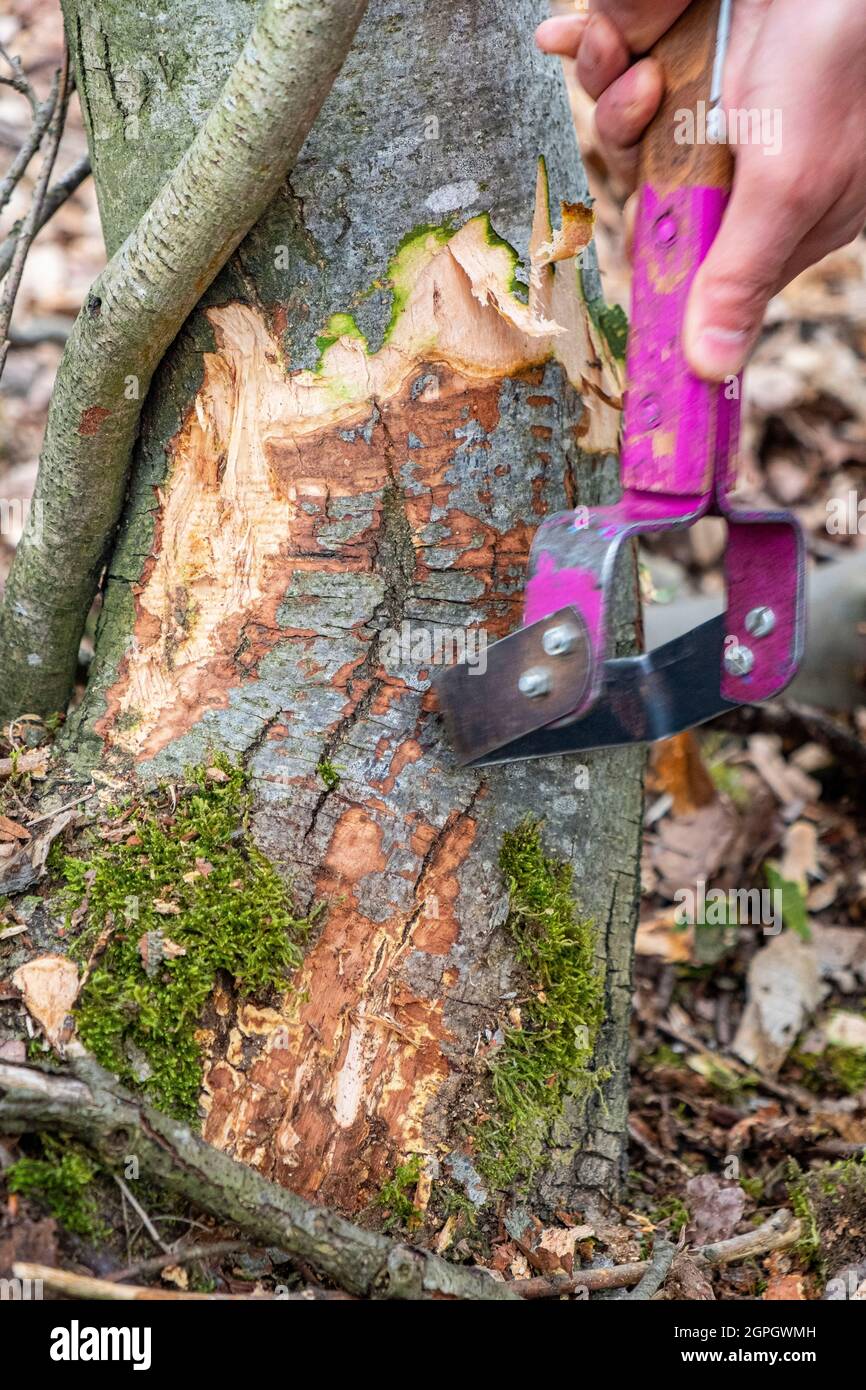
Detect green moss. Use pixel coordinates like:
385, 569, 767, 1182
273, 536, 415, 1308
739, 1176, 765, 1202
64, 756, 313, 1120
786, 1162, 822, 1266
827, 1044, 866, 1094
377, 1155, 423, 1232
650, 1195, 690, 1236
315, 756, 342, 791
8, 1135, 108, 1240
473, 818, 605, 1191
792, 1038, 866, 1096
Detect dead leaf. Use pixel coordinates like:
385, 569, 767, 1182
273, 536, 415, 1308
824, 1010, 866, 1052
733, 933, 827, 1074
746, 735, 820, 816
0, 808, 76, 896
652, 733, 717, 816
533, 1226, 585, 1275
160, 1264, 189, 1290
11, 954, 80, 1052
636, 909, 693, 963
652, 800, 738, 899
0, 1217, 57, 1279
685, 1175, 746, 1245
0, 814, 30, 842
812, 926, 866, 993
153, 899, 181, 915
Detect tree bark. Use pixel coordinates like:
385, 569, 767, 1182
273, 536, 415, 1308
60, 0, 644, 1221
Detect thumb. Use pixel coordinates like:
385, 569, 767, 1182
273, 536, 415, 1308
683, 151, 804, 381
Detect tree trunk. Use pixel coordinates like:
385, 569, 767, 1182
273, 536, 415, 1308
61, 0, 644, 1222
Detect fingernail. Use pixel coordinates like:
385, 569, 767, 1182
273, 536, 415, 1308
690, 326, 751, 380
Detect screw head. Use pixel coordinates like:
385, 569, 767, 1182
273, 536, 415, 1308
745, 606, 776, 638
724, 643, 755, 678
655, 213, 678, 247
542, 623, 580, 658
518, 666, 552, 699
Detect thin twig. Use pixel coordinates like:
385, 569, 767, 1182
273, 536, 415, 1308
113, 1174, 171, 1253
107, 1240, 252, 1284
0, 45, 39, 112
0, 73, 57, 218
13, 1262, 352, 1300
0, 155, 90, 279
0, 53, 69, 379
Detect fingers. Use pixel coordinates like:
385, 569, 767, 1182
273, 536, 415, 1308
535, 14, 587, 58
683, 150, 812, 380
594, 58, 664, 193
577, 13, 630, 101
590, 0, 692, 55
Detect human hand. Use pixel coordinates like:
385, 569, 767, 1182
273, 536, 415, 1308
537, 1, 866, 381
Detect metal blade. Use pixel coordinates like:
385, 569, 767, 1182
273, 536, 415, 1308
467, 615, 737, 766
432, 605, 592, 764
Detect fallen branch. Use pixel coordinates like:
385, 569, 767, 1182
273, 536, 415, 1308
616, 1238, 675, 1301
700, 1208, 802, 1266
511, 1262, 650, 1299
511, 1209, 803, 1300
0, 1060, 517, 1301
0, 748, 49, 778
0, 0, 370, 719
13, 1262, 351, 1300
0, 154, 91, 280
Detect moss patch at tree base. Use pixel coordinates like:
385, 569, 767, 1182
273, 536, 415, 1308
63, 757, 314, 1121
472, 818, 606, 1192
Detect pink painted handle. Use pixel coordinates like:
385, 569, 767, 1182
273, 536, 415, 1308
622, 186, 728, 497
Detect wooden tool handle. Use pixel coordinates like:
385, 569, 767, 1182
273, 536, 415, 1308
638, 0, 733, 193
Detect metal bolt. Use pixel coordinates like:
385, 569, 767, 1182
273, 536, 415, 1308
745, 606, 776, 638
724, 643, 755, 678
542, 623, 580, 657
656, 213, 678, 247
518, 666, 552, 699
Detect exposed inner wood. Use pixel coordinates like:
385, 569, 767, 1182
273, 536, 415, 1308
100, 171, 619, 760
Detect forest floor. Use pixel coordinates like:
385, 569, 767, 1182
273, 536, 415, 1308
0, 0, 864, 1301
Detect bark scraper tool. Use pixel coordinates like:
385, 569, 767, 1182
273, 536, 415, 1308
434, 0, 805, 766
